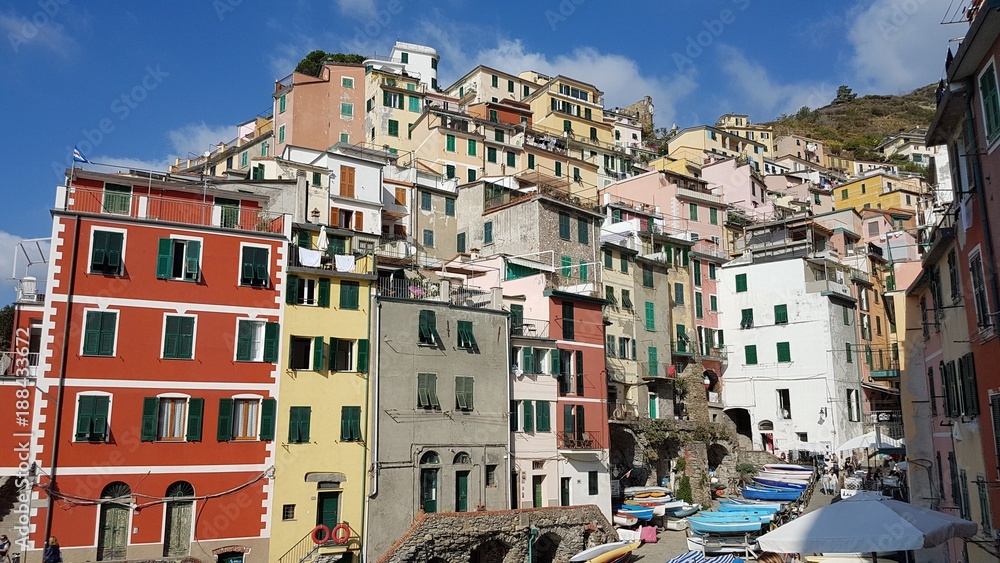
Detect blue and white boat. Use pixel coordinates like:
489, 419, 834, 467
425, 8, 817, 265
753, 477, 808, 490
616, 505, 655, 520
740, 486, 801, 501
719, 498, 786, 511
663, 502, 700, 518
688, 516, 764, 534
715, 504, 778, 516
695, 510, 772, 524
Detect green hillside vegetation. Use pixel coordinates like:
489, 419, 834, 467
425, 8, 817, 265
764, 84, 938, 164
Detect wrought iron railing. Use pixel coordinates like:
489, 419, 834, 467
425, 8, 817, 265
558, 430, 600, 450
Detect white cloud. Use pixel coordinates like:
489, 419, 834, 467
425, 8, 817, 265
716, 45, 836, 118
0, 9, 76, 56
336, 0, 377, 20
846, 0, 956, 93
95, 122, 239, 175
268, 40, 317, 79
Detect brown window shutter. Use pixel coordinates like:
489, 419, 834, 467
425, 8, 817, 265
355, 211, 364, 231
394, 224, 406, 237
395, 187, 406, 206
340, 165, 355, 198
330, 206, 340, 227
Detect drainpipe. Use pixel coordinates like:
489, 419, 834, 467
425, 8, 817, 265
526, 528, 538, 563
963, 83, 1000, 328
44, 201, 82, 543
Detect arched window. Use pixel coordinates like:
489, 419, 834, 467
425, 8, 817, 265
420, 451, 440, 465
97, 482, 131, 561
758, 420, 774, 431
453, 451, 471, 464
164, 482, 194, 557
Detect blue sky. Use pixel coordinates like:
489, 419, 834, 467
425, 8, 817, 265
0, 0, 960, 303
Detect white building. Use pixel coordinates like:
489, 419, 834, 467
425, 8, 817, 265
388, 41, 440, 91
721, 219, 864, 455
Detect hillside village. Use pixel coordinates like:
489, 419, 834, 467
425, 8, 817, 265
2, 17, 1000, 563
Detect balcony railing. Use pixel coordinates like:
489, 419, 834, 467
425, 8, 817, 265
376, 277, 498, 309
558, 431, 600, 450
864, 410, 903, 425
609, 401, 640, 421
1, 351, 39, 377
287, 245, 376, 275
512, 317, 550, 338
63, 186, 288, 235
639, 361, 672, 379
672, 339, 694, 356
691, 239, 728, 260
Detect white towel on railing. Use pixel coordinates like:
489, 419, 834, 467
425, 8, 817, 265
335, 255, 356, 272
298, 248, 323, 268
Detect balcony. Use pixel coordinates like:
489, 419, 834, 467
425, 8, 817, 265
376, 277, 500, 309
287, 244, 376, 276
558, 431, 600, 450
672, 339, 694, 357
1, 351, 40, 377
870, 366, 901, 380
639, 361, 673, 379
676, 186, 722, 206
863, 410, 904, 441
691, 239, 728, 260
512, 317, 550, 338
62, 186, 288, 235
609, 401, 640, 422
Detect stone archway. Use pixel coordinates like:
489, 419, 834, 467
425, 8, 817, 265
470, 539, 510, 563
531, 532, 561, 563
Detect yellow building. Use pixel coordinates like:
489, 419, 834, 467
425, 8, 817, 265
270, 223, 376, 563
665, 126, 768, 173
833, 172, 929, 215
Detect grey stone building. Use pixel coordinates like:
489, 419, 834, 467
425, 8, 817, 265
365, 287, 511, 561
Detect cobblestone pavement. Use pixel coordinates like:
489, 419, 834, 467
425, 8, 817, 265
628, 486, 832, 562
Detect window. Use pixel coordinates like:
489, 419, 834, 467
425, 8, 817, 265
446, 134, 456, 152
455, 376, 475, 411
418, 310, 443, 346
695, 292, 703, 318
689, 203, 698, 221
620, 254, 629, 274
605, 286, 616, 307
674, 283, 685, 305
328, 338, 354, 371
579, 260, 588, 282
287, 276, 318, 306
744, 345, 758, 365
340, 406, 362, 441
288, 406, 311, 444
710, 295, 718, 311
217, 397, 276, 441
740, 308, 754, 329
339, 280, 360, 310
588, 471, 599, 495
709, 208, 718, 225
387, 119, 399, 137
778, 389, 792, 419
457, 321, 478, 350
735, 273, 747, 292
282, 504, 295, 520
526, 153, 535, 169
408, 95, 419, 112
841, 189, 848, 200
621, 290, 633, 310
340, 102, 353, 117
417, 373, 441, 409
236, 319, 278, 362
340, 132, 349, 143
948, 249, 961, 302
162, 315, 195, 360
341, 76, 354, 88
522, 400, 534, 432
644, 302, 655, 331
642, 267, 653, 288
555, 162, 562, 177
776, 342, 791, 362
278, 94, 286, 113
289, 336, 322, 371
971, 251, 991, 330
491, 75, 498, 87
90, 230, 124, 275
693, 260, 702, 286
240, 246, 270, 287
774, 304, 788, 325
494, 129, 505, 143
74, 394, 110, 442
467, 138, 477, 156
278, 125, 285, 143
444, 197, 456, 217
562, 301, 575, 340
483, 221, 494, 245
487, 147, 497, 163
847, 388, 861, 421
506, 151, 516, 167
156, 397, 188, 441
979, 61, 1000, 142
708, 263, 717, 280
446, 165, 455, 179
422, 229, 434, 248
83, 310, 117, 357
845, 342, 853, 363
558, 212, 571, 240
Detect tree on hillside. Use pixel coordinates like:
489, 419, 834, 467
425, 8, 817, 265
834, 85, 858, 104
295, 50, 367, 77
0, 304, 13, 351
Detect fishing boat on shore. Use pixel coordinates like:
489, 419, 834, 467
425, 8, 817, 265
569, 540, 640, 563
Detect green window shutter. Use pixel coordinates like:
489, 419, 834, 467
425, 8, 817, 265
561, 256, 572, 278
537, 400, 551, 431
467, 139, 477, 156
645, 302, 655, 331
506, 151, 515, 167
240, 247, 254, 284
445, 197, 455, 216
357, 339, 369, 372
340, 281, 360, 309
300, 407, 312, 442
527, 153, 535, 169
551, 349, 561, 375
465, 377, 474, 410
156, 238, 173, 279
741, 308, 754, 328
382, 90, 390, 106
555, 162, 562, 176
447, 134, 456, 152
845, 343, 853, 363
417, 373, 429, 408
558, 213, 570, 239
263, 322, 280, 363
717, 330, 724, 347
236, 320, 252, 361
163, 315, 181, 358
104, 232, 123, 273
98, 312, 116, 356
777, 342, 791, 362
288, 407, 301, 443
75, 395, 95, 441
349, 406, 361, 441
318, 278, 331, 307
254, 247, 270, 284
689, 203, 698, 221
578, 218, 589, 243
579, 261, 588, 282
693, 260, 702, 286
217, 398, 234, 441
710, 295, 718, 311
695, 293, 703, 318
643, 267, 653, 288
82, 311, 102, 355
745, 345, 758, 365
178, 316, 195, 359
186, 398, 204, 441
457, 232, 466, 253
648, 346, 658, 376
709, 263, 716, 280
260, 398, 276, 440
604, 250, 612, 269
184, 240, 200, 280
388, 120, 399, 136
484, 221, 493, 244
313, 336, 325, 370
91, 230, 108, 271
141, 397, 158, 441
775, 304, 788, 324
710, 208, 718, 225
962, 353, 980, 416
564, 405, 575, 438
735, 273, 747, 292
523, 400, 534, 432
90, 395, 109, 441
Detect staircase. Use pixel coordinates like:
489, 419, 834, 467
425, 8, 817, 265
278, 525, 356, 563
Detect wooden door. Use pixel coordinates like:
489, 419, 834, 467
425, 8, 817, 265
560, 477, 570, 506
420, 468, 438, 513
163, 501, 192, 556
97, 504, 129, 560
317, 492, 340, 529
455, 471, 469, 512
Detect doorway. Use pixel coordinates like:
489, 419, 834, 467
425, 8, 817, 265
532, 475, 544, 508
455, 471, 469, 512
317, 491, 340, 529
420, 468, 439, 513
560, 477, 570, 506
97, 482, 131, 561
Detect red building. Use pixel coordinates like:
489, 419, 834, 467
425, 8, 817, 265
18, 169, 289, 562
547, 290, 612, 516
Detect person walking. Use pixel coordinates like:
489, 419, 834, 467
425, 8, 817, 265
0, 535, 11, 563
42, 538, 60, 563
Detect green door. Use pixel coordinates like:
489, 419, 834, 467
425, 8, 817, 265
456, 471, 470, 511
317, 492, 339, 529
421, 468, 438, 513
97, 504, 129, 560
560, 477, 571, 506
649, 393, 658, 419
532, 476, 544, 508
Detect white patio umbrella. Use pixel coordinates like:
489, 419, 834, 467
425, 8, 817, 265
790, 440, 830, 453
317, 225, 328, 251
756, 491, 977, 560
836, 431, 903, 452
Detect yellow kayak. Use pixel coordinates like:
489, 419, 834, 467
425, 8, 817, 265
578, 541, 639, 563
